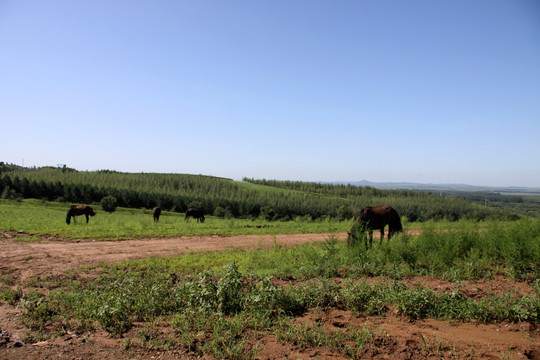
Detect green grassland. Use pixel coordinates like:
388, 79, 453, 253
0, 199, 350, 240
0, 198, 506, 241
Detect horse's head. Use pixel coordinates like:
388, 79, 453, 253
89, 207, 97, 216
347, 222, 367, 247
346, 231, 354, 246
357, 207, 370, 222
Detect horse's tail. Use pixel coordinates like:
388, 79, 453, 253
389, 208, 403, 233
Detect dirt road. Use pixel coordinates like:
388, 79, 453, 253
0, 232, 346, 280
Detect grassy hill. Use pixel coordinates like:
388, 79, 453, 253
0, 162, 520, 222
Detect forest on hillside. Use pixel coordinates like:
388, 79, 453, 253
244, 178, 537, 218
0, 162, 517, 221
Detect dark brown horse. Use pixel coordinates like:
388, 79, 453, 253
185, 208, 205, 223
152, 206, 162, 222
66, 205, 96, 225
347, 205, 402, 247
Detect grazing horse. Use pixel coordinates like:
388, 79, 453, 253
185, 208, 205, 223
347, 205, 402, 248
152, 206, 162, 222
66, 205, 96, 225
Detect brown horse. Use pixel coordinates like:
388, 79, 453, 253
185, 208, 205, 223
152, 206, 162, 222
66, 205, 96, 225
347, 205, 402, 247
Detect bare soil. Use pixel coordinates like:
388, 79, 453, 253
0, 231, 538, 360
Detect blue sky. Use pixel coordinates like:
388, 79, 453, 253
1, 1, 539, 187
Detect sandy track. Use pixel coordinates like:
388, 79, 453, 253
0, 232, 346, 279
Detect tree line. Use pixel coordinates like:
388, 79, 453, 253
0, 162, 513, 222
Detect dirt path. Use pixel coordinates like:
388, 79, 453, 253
0, 232, 347, 280
1, 230, 429, 280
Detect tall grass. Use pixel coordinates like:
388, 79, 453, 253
18, 263, 540, 357
386, 219, 540, 280
109, 219, 539, 281
21, 262, 539, 333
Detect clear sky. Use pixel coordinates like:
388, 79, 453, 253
1, 1, 539, 187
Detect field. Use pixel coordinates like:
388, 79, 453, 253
1, 199, 539, 359
0, 199, 350, 239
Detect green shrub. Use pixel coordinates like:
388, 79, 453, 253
101, 195, 117, 213
216, 263, 244, 315
259, 206, 275, 221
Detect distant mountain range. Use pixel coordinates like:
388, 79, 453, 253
330, 180, 540, 194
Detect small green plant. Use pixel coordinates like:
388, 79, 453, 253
203, 315, 252, 359
0, 274, 16, 286
0, 287, 22, 305
274, 319, 381, 359
100, 195, 117, 213
342, 280, 388, 316
394, 285, 437, 320
21, 291, 56, 330
95, 302, 132, 335
217, 263, 245, 315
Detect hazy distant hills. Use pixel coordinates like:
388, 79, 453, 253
331, 180, 540, 194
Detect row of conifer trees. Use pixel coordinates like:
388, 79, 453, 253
0, 163, 505, 221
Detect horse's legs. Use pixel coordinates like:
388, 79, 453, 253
367, 230, 373, 248
363, 233, 368, 248
379, 229, 385, 245
363, 230, 368, 248
85, 214, 90, 223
